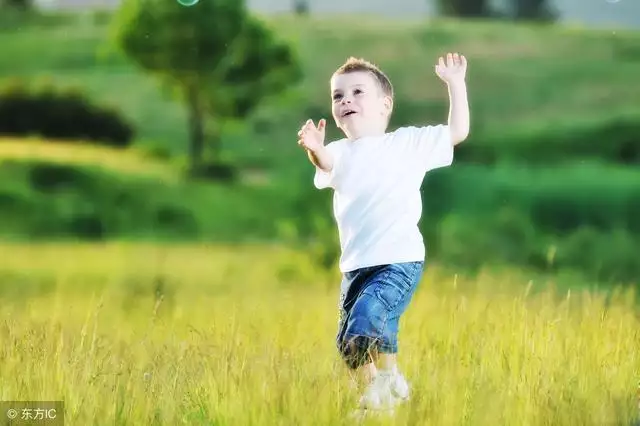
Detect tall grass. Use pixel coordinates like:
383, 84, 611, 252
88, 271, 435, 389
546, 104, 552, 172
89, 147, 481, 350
0, 243, 638, 425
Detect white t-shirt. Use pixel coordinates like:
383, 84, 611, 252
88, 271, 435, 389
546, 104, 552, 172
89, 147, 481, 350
314, 125, 453, 273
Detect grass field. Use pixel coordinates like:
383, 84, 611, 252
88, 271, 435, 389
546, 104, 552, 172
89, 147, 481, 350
0, 15, 639, 423
0, 137, 176, 180
1, 242, 638, 425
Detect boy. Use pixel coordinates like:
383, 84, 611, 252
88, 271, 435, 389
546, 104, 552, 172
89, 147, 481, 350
297, 53, 469, 412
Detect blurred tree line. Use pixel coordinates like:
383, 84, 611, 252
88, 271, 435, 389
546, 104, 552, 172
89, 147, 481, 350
436, 0, 556, 20
290, 0, 556, 21
0, 0, 32, 10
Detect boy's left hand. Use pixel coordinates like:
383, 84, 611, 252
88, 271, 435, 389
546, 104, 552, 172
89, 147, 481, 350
435, 52, 467, 84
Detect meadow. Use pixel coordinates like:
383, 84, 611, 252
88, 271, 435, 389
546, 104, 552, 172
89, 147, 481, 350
0, 243, 638, 425
1, 12, 639, 285
0, 10, 639, 425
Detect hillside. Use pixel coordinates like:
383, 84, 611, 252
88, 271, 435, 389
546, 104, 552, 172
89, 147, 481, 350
0, 138, 301, 242
0, 134, 638, 284
0, 14, 639, 169
0, 14, 638, 285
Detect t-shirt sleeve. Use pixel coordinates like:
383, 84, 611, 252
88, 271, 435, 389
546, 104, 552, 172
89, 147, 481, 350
313, 141, 344, 190
402, 125, 454, 172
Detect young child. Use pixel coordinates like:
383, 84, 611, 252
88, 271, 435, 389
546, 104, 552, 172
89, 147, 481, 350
297, 53, 469, 412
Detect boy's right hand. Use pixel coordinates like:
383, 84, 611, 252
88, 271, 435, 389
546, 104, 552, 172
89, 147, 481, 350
297, 119, 326, 152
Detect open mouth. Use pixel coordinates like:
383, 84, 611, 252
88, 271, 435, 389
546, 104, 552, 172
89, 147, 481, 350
342, 110, 356, 117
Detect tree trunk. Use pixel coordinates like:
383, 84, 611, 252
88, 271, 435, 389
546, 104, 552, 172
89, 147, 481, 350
186, 87, 204, 172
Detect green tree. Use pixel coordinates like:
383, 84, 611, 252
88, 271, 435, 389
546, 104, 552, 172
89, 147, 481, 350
512, 0, 556, 21
112, 0, 301, 173
0, 0, 32, 10
293, 0, 309, 15
436, 0, 489, 17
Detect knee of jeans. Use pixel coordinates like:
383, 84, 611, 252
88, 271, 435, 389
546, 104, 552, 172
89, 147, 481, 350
337, 335, 378, 370
337, 295, 389, 369
342, 295, 387, 338
379, 317, 399, 351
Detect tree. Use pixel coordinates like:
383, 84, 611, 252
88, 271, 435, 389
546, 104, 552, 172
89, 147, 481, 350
293, 0, 309, 15
512, 0, 556, 21
1, 0, 33, 12
112, 0, 301, 172
436, 0, 490, 17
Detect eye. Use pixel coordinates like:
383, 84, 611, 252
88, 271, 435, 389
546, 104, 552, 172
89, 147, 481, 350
332, 93, 343, 101
354, 89, 363, 95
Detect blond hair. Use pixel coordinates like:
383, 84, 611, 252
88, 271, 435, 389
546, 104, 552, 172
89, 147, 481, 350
333, 57, 394, 99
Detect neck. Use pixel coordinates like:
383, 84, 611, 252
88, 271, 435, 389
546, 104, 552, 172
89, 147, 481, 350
344, 126, 387, 141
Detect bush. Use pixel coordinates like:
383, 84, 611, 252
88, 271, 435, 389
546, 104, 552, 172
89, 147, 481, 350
436, 0, 490, 17
420, 163, 640, 283
28, 162, 93, 193
456, 114, 640, 166
434, 211, 640, 284
421, 163, 640, 236
293, 0, 309, 15
187, 160, 239, 182
511, 0, 557, 21
551, 227, 640, 283
435, 208, 542, 271
0, 80, 134, 147
0, 0, 33, 11
0, 160, 206, 240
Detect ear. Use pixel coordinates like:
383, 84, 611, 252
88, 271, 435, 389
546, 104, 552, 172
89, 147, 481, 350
382, 95, 393, 116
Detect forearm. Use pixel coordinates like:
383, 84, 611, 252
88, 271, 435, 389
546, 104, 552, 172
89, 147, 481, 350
307, 146, 334, 172
447, 81, 470, 145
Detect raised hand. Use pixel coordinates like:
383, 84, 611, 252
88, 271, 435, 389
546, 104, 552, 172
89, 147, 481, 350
297, 119, 326, 152
435, 52, 467, 84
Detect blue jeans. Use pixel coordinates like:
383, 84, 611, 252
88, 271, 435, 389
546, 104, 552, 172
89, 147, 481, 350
336, 261, 424, 369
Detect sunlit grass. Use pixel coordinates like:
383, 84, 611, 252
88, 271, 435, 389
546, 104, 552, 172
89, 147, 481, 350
0, 138, 175, 179
0, 243, 638, 425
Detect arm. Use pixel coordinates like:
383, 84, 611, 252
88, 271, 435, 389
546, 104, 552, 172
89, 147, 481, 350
306, 146, 334, 172
447, 81, 470, 145
435, 53, 470, 145
297, 118, 339, 188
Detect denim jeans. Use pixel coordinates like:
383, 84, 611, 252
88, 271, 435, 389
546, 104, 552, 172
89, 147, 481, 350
335, 261, 424, 369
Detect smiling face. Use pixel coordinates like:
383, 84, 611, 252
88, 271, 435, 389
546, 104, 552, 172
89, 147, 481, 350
330, 59, 394, 141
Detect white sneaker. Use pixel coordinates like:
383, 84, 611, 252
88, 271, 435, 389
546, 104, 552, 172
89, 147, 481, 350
358, 374, 395, 411
358, 371, 410, 412
389, 372, 410, 401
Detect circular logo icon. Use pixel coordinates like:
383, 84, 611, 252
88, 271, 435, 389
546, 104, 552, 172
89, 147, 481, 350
6, 408, 18, 419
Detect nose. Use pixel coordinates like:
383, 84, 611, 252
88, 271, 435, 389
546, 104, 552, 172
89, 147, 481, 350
340, 96, 352, 105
